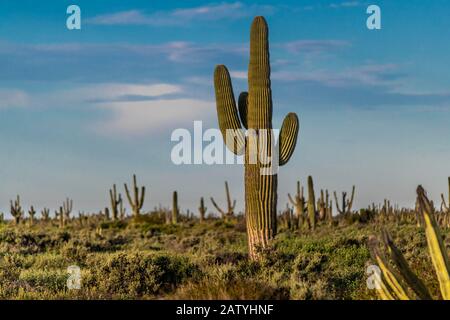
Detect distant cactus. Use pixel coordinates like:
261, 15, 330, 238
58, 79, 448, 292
210, 181, 236, 219
334, 186, 355, 215
124, 174, 145, 218
28, 206, 36, 225
288, 181, 306, 229
369, 186, 450, 300
10, 195, 23, 225
55, 206, 64, 228
41, 208, 50, 222
441, 177, 450, 213
172, 191, 179, 224
199, 197, 207, 222
109, 184, 122, 221
62, 198, 73, 222
307, 176, 316, 230
213, 16, 299, 259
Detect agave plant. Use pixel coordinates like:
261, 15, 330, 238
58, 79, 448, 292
369, 185, 450, 300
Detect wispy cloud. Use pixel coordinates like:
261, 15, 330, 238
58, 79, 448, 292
87, 2, 276, 26
280, 40, 350, 54
329, 1, 361, 9
95, 98, 213, 135
0, 89, 29, 109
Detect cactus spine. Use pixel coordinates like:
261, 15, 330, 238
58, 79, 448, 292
199, 197, 207, 222
109, 184, 122, 221
213, 16, 299, 259
172, 191, 179, 224
10, 195, 23, 225
307, 176, 316, 230
124, 174, 145, 218
210, 181, 236, 219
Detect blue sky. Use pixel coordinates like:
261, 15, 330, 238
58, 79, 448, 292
1, 0, 450, 216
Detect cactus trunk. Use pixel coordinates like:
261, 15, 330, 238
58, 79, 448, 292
214, 17, 299, 260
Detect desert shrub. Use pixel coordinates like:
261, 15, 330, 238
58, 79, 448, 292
88, 251, 200, 298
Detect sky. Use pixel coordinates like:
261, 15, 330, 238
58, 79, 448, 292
1, 0, 450, 216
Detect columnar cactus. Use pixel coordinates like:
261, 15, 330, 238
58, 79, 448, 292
307, 176, 316, 230
199, 197, 207, 222
63, 198, 73, 222
55, 206, 64, 228
334, 186, 355, 215
441, 177, 450, 213
369, 186, 450, 300
109, 184, 122, 221
288, 181, 306, 229
172, 191, 179, 224
210, 181, 236, 219
41, 208, 50, 222
10, 195, 23, 225
213, 16, 299, 259
124, 174, 145, 218
28, 206, 36, 225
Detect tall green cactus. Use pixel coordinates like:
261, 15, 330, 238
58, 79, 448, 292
109, 184, 122, 221
441, 177, 450, 213
307, 176, 316, 230
210, 181, 236, 219
213, 16, 299, 259
288, 181, 306, 229
199, 197, 207, 222
172, 191, 179, 224
124, 174, 145, 218
10, 195, 23, 225
28, 206, 36, 226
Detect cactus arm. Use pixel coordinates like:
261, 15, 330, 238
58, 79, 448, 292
441, 193, 449, 212
238, 92, 248, 129
139, 186, 146, 210
214, 65, 245, 155
278, 113, 299, 166
287, 193, 296, 206
333, 191, 343, 214
124, 183, 134, 208
347, 185, 355, 212
382, 230, 432, 300
417, 186, 450, 299
210, 197, 226, 217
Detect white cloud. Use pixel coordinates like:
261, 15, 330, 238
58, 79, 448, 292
281, 40, 350, 54
0, 89, 29, 109
230, 70, 247, 79
87, 2, 275, 26
95, 98, 214, 135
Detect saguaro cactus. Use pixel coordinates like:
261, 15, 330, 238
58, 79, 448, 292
334, 186, 355, 215
28, 206, 36, 225
307, 176, 316, 230
441, 177, 450, 213
124, 174, 145, 218
63, 198, 73, 222
199, 197, 207, 222
109, 184, 122, 221
288, 181, 306, 229
41, 208, 50, 222
172, 191, 179, 224
210, 181, 236, 219
213, 16, 299, 259
10, 195, 23, 225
